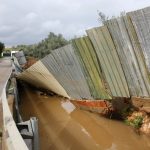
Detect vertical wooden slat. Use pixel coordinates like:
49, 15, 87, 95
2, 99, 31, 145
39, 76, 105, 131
107, 15, 150, 97
73, 37, 111, 99
41, 44, 92, 99
87, 26, 130, 97
129, 7, 150, 72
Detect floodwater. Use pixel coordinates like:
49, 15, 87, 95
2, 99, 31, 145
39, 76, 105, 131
20, 87, 150, 150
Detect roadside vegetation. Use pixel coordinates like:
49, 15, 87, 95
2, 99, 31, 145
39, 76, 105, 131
125, 116, 143, 128
12, 32, 69, 59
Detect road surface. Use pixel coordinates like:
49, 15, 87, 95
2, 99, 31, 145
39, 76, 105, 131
0, 58, 12, 149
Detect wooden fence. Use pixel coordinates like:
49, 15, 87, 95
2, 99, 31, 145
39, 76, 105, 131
19, 6, 150, 99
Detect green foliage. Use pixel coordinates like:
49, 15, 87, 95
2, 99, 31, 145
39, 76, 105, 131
0, 42, 5, 56
125, 116, 143, 128
13, 32, 69, 59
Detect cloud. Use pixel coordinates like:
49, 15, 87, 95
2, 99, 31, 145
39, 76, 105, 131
0, 0, 150, 46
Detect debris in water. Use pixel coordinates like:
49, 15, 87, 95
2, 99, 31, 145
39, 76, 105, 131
61, 100, 76, 114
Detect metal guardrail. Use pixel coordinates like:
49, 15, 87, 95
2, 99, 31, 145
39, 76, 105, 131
0, 58, 28, 150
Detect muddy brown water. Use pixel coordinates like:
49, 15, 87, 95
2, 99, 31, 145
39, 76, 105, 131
20, 87, 150, 150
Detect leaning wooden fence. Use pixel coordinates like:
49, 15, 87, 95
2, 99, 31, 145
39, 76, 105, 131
87, 26, 130, 98
41, 44, 92, 99
129, 7, 150, 73
19, 6, 150, 100
106, 15, 150, 97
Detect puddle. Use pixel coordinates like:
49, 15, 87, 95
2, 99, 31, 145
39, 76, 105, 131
20, 87, 150, 150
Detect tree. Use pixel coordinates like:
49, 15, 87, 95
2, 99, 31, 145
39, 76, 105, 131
13, 32, 69, 59
98, 11, 109, 25
0, 42, 5, 56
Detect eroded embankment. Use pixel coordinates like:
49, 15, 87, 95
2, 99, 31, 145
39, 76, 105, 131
19, 85, 150, 150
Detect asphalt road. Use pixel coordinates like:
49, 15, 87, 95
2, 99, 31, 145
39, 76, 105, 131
0, 58, 12, 149
0, 58, 12, 95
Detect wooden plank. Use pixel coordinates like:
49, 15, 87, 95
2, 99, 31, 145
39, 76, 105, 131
84, 37, 101, 75
106, 14, 150, 97
73, 41, 95, 98
107, 18, 137, 96
101, 26, 129, 96
129, 7, 150, 72
95, 27, 119, 95
125, 15, 150, 95
44, 54, 72, 96
81, 37, 106, 93
65, 45, 92, 98
87, 29, 117, 96
52, 49, 78, 97
73, 37, 111, 99
18, 60, 70, 98
87, 26, 130, 97
84, 37, 111, 95
59, 46, 91, 98
40, 44, 92, 99
52, 45, 92, 99
73, 40, 98, 98
74, 38, 99, 98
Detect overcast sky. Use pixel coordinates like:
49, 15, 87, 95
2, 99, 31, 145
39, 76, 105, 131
1, 0, 150, 46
